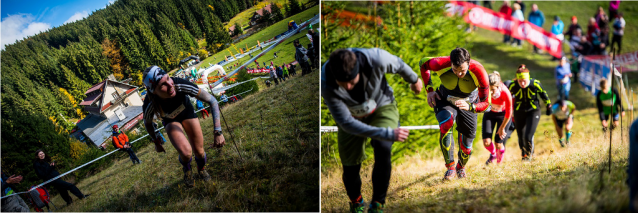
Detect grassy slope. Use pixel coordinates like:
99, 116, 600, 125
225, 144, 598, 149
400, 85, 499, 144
321, 2, 637, 212
224, 0, 302, 30
53, 70, 320, 211
200, 6, 319, 68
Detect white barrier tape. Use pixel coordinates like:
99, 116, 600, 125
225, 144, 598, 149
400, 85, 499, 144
320, 125, 440, 133
211, 15, 320, 88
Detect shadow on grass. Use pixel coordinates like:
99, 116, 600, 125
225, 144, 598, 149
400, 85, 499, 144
389, 158, 629, 213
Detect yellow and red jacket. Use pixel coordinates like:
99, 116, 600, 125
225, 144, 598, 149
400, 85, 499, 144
112, 131, 129, 149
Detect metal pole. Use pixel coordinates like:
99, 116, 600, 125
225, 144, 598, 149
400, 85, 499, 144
609, 47, 616, 174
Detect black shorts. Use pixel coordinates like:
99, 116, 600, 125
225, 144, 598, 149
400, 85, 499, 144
482, 111, 512, 144
161, 96, 198, 126
434, 91, 478, 139
555, 114, 573, 128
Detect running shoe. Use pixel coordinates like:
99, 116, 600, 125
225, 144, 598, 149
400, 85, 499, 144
559, 139, 565, 147
349, 196, 365, 213
456, 167, 467, 179
485, 154, 496, 165
368, 201, 384, 213
199, 170, 211, 181
443, 169, 456, 181
184, 170, 194, 188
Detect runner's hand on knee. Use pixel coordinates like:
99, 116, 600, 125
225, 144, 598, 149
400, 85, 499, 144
498, 128, 507, 139
427, 91, 440, 108
394, 128, 409, 142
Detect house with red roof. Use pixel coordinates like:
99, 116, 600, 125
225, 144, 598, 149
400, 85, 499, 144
228, 25, 236, 35
250, 4, 272, 26
74, 75, 144, 148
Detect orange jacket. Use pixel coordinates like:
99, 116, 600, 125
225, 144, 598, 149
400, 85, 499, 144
112, 131, 129, 149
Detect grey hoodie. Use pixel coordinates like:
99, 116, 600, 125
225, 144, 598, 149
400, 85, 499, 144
321, 48, 418, 142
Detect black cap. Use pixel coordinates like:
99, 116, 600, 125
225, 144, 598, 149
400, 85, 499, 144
554, 16, 560, 21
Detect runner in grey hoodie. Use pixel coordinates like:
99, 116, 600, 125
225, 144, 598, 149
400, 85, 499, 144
321, 48, 423, 212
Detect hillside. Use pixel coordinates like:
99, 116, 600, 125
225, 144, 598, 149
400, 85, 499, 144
320, 1, 635, 212
49, 70, 320, 211
0, 0, 255, 187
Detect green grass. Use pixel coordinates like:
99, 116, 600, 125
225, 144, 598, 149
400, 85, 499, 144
225, 0, 298, 30
321, 2, 637, 212
200, 6, 319, 69
50, 70, 320, 211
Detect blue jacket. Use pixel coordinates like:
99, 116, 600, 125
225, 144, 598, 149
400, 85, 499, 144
528, 10, 545, 27
196, 100, 204, 109
555, 63, 571, 85
551, 20, 564, 35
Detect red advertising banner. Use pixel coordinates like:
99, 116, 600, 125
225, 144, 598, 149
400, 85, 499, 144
446, 1, 563, 58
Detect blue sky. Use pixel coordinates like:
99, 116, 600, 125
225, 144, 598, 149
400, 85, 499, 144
1, 0, 114, 49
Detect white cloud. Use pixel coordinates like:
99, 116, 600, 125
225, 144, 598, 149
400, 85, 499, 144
109, 0, 114, 4
1, 14, 52, 49
63, 11, 89, 25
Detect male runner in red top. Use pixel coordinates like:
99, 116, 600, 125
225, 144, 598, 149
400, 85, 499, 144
420, 47, 490, 180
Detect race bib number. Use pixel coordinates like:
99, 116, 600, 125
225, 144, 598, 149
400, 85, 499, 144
164, 104, 186, 119
447, 95, 470, 106
554, 110, 570, 120
560, 76, 570, 84
348, 99, 377, 118
491, 104, 504, 112
602, 99, 614, 107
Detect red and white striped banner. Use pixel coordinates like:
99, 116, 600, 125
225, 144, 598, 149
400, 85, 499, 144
446, 1, 563, 58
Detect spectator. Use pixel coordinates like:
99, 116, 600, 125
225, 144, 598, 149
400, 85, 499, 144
511, 3, 525, 47
587, 17, 602, 51
515, 0, 525, 14
528, 4, 546, 53
577, 35, 593, 56
276, 65, 285, 82
609, 0, 620, 20
221, 94, 229, 102
1, 171, 29, 212
594, 6, 609, 28
270, 65, 279, 85
555, 57, 572, 100
551, 15, 565, 59
282, 64, 289, 80
196, 99, 209, 119
289, 63, 297, 76
294, 39, 311, 75
565, 16, 583, 42
307, 43, 317, 69
611, 12, 625, 53
568, 29, 583, 56
551, 16, 565, 41
499, 1, 513, 43
309, 29, 320, 68
112, 125, 141, 164
152, 122, 166, 145
597, 23, 610, 55
33, 150, 89, 206
483, 0, 493, 10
